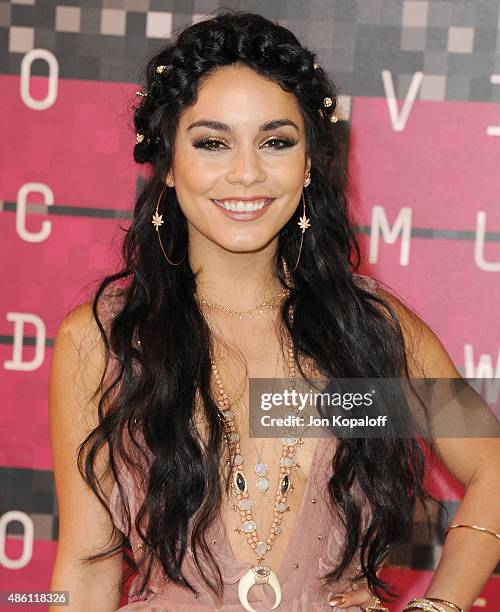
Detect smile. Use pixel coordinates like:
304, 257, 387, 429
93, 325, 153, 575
212, 198, 274, 212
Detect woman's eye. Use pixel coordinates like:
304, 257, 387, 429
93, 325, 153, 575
262, 138, 296, 149
193, 137, 296, 151
193, 138, 228, 151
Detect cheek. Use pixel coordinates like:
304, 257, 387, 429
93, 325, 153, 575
174, 159, 220, 204
271, 158, 307, 194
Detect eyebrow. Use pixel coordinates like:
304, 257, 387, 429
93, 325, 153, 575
186, 118, 300, 132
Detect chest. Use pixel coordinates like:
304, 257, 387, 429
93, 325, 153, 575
218, 433, 323, 572
193, 318, 326, 569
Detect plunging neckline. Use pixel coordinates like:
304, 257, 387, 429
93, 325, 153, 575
218, 435, 326, 580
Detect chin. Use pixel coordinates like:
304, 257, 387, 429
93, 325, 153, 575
213, 231, 277, 254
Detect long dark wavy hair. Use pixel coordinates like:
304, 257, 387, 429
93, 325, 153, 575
78, 9, 447, 606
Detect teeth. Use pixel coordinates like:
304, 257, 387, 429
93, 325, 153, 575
213, 199, 271, 212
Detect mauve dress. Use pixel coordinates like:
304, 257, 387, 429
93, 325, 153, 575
106, 275, 379, 611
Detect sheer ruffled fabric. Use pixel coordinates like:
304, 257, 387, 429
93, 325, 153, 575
112, 436, 372, 611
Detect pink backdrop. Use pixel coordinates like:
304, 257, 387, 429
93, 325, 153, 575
1, 4, 499, 611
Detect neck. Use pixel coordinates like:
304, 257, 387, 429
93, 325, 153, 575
188, 232, 284, 309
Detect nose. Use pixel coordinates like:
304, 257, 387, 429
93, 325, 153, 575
225, 144, 267, 186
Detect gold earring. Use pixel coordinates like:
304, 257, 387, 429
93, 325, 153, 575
151, 185, 186, 266
304, 171, 311, 188
293, 191, 311, 272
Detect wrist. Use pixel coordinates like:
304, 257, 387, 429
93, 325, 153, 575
425, 597, 464, 612
403, 598, 464, 612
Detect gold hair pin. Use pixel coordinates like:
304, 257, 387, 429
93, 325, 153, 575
321, 96, 338, 123
136, 133, 160, 145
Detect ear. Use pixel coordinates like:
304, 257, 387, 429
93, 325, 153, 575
305, 156, 311, 175
165, 170, 174, 187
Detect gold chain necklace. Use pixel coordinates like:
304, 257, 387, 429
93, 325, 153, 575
210, 302, 302, 612
196, 288, 290, 319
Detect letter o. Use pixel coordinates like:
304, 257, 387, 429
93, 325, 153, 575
0, 511, 34, 569
20, 49, 59, 110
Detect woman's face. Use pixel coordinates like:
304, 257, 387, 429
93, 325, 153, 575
167, 64, 311, 255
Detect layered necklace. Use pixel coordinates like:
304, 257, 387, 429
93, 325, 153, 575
200, 260, 304, 612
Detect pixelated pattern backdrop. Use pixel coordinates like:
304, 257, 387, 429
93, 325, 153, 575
1, 0, 499, 610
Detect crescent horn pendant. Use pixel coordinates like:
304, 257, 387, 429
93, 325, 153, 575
238, 565, 282, 612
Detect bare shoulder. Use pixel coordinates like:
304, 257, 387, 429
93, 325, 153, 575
357, 279, 500, 491
63, 286, 124, 355
49, 295, 114, 499
357, 275, 461, 379
61, 287, 126, 397
57, 298, 112, 425
64, 299, 104, 362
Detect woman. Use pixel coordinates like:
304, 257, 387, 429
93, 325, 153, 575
48, 10, 500, 612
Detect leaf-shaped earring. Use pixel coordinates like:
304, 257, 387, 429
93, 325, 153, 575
293, 190, 311, 272
152, 184, 186, 266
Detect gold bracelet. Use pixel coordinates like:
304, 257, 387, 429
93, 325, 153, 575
445, 523, 500, 542
403, 598, 464, 612
403, 600, 448, 612
426, 598, 464, 612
